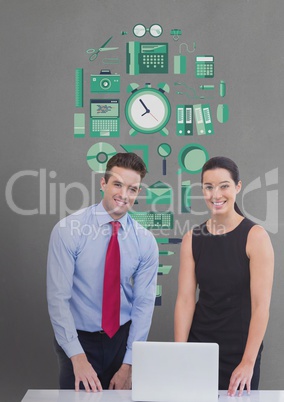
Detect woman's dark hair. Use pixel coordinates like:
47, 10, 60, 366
104, 152, 147, 183
201, 156, 244, 216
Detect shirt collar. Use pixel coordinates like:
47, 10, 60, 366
94, 201, 128, 231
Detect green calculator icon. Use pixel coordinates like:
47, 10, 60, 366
195, 55, 214, 78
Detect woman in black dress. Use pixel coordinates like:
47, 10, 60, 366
174, 156, 274, 397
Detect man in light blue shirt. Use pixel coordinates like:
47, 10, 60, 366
47, 153, 158, 392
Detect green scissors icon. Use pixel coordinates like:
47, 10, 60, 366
86, 36, 118, 61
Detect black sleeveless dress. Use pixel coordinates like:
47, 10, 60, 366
189, 218, 263, 390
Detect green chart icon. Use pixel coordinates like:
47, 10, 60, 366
86, 142, 116, 173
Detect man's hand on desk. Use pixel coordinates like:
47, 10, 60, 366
71, 353, 103, 392
109, 363, 132, 390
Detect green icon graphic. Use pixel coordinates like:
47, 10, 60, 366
199, 85, 215, 90
90, 99, 120, 137
175, 82, 214, 100
74, 113, 85, 138
176, 105, 193, 136
219, 80, 226, 97
156, 238, 182, 244
174, 42, 196, 74
157, 143, 172, 175
146, 181, 173, 205
75, 68, 83, 107
86, 36, 118, 62
193, 104, 214, 135
170, 28, 182, 41
86, 142, 116, 172
181, 180, 191, 213
129, 211, 173, 229
217, 104, 229, 123
90, 70, 120, 93
133, 23, 163, 38
178, 144, 209, 174
120, 144, 149, 171
195, 55, 214, 78
159, 250, 175, 255
125, 83, 171, 136
158, 265, 172, 275
174, 55, 186, 74
126, 42, 168, 75
155, 285, 162, 306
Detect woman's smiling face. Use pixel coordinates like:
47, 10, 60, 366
202, 168, 242, 216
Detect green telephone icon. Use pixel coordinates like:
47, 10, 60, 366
126, 42, 168, 75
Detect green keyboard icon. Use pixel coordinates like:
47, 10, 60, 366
129, 211, 173, 229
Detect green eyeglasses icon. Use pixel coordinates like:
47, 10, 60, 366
133, 24, 163, 38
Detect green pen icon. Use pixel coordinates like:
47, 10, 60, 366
159, 251, 175, 255
156, 238, 182, 244
199, 85, 214, 90
219, 80, 226, 97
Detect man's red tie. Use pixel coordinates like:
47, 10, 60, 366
102, 221, 121, 338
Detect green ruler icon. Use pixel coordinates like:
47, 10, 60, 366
75, 68, 84, 107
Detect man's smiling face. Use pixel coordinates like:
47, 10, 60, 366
101, 166, 141, 219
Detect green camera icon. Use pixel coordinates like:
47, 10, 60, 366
90, 69, 120, 93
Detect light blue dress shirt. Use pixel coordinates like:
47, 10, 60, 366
47, 201, 159, 364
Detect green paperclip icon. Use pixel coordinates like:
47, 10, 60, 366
170, 28, 182, 40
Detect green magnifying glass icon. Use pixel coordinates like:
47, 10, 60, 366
157, 143, 172, 175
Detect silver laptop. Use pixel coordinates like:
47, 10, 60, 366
132, 341, 219, 402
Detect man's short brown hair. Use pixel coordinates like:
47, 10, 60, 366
104, 152, 147, 183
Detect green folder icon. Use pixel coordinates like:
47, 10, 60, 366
146, 181, 173, 205
193, 104, 214, 135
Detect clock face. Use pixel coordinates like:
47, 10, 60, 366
125, 88, 171, 134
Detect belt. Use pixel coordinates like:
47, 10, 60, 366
77, 321, 131, 337
96, 320, 131, 334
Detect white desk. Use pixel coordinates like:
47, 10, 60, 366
21, 390, 284, 402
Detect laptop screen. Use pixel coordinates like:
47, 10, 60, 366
90, 99, 120, 118
132, 341, 219, 402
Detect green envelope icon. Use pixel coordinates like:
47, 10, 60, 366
146, 181, 173, 205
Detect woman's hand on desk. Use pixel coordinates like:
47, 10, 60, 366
109, 363, 132, 390
71, 353, 103, 392
227, 361, 253, 397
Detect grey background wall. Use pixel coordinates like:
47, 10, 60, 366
1, 1, 283, 401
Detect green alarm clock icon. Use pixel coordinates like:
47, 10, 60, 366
125, 82, 171, 136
